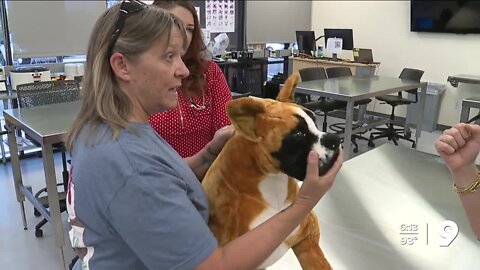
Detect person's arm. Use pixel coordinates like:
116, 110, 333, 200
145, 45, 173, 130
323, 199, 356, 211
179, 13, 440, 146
451, 165, 480, 240
184, 141, 219, 179
185, 125, 234, 180
196, 149, 344, 270
435, 123, 480, 239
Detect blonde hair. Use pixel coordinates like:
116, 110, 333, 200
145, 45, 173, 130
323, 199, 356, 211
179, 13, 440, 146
66, 3, 186, 151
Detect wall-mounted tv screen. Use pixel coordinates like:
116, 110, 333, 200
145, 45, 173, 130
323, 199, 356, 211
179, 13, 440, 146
411, 0, 480, 34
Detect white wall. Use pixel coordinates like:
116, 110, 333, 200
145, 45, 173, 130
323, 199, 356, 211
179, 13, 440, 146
246, 1, 311, 44
311, 1, 480, 126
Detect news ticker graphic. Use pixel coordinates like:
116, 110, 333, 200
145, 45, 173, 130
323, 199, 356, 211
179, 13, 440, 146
399, 220, 459, 247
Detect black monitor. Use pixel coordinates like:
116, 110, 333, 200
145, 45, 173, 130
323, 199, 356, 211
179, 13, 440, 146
295, 30, 316, 56
323, 28, 354, 50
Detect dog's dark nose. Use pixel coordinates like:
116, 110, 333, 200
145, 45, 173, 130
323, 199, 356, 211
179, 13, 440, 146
320, 133, 341, 151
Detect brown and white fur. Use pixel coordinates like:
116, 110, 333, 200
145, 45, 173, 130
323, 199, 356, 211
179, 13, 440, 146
202, 74, 340, 269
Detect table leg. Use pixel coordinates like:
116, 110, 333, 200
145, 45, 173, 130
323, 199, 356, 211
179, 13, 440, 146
343, 101, 355, 160
460, 103, 470, 123
0, 123, 6, 165
42, 143, 67, 270
415, 83, 427, 147
6, 123, 27, 229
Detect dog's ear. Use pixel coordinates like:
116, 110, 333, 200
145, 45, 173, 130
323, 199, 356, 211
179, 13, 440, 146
276, 74, 300, 103
227, 97, 266, 142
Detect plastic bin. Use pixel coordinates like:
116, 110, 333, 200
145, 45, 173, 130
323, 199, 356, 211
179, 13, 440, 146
406, 82, 446, 132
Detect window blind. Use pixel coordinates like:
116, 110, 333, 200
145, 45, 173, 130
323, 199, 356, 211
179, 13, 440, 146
6, 0, 106, 58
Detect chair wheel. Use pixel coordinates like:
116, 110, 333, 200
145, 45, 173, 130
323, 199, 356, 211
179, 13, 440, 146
368, 141, 375, 148
412, 142, 416, 148
34, 208, 41, 217
35, 229, 43, 238
353, 148, 358, 153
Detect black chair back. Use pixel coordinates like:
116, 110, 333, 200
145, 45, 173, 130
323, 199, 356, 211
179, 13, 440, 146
398, 68, 424, 102
326, 67, 352, 78
298, 67, 327, 81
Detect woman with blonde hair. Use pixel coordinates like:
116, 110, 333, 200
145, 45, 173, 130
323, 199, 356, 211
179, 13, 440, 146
67, 1, 343, 269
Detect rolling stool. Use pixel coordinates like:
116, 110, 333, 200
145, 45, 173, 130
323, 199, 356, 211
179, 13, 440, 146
328, 99, 372, 153
368, 68, 424, 149
33, 152, 69, 237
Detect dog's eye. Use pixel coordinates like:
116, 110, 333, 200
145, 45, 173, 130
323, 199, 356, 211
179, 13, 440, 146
293, 131, 306, 137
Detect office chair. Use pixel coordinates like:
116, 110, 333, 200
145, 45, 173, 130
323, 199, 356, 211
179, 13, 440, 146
325, 67, 372, 153
298, 67, 348, 132
264, 73, 287, 100
295, 67, 325, 103
368, 68, 424, 148
299, 67, 327, 81
16, 80, 80, 237
325, 67, 354, 78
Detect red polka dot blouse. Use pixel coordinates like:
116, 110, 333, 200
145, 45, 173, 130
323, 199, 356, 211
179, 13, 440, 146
149, 61, 232, 158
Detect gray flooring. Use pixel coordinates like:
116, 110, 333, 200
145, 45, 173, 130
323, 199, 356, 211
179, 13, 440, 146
0, 115, 445, 270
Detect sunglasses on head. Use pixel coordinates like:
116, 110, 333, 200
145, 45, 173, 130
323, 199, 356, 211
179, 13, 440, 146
107, 0, 147, 56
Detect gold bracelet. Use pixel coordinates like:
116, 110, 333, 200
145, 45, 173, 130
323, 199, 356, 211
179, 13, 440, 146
454, 172, 480, 195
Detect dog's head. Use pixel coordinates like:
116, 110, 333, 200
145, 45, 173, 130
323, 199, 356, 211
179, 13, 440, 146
227, 74, 340, 180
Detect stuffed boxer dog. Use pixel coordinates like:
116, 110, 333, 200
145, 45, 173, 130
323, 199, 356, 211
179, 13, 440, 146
202, 74, 340, 269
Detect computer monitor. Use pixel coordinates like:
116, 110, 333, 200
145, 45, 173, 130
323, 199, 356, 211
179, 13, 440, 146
295, 30, 316, 56
323, 28, 354, 50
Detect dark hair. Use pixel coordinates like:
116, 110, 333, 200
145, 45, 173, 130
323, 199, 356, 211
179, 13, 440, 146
153, 0, 208, 96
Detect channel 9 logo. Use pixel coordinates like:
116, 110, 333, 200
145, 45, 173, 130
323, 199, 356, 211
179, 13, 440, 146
438, 220, 459, 247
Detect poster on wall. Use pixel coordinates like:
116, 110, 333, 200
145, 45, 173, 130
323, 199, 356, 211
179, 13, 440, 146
205, 0, 235, 33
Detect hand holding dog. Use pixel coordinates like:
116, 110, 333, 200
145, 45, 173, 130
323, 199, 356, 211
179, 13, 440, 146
435, 123, 480, 178
296, 148, 344, 210
209, 125, 235, 155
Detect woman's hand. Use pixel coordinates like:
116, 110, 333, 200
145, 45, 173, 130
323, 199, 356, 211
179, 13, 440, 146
295, 148, 344, 210
208, 125, 235, 155
435, 123, 480, 176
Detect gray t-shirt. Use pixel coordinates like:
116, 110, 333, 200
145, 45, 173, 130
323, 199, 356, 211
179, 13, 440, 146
66, 122, 217, 270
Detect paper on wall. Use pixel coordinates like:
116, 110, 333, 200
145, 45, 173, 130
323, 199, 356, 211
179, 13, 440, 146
326, 38, 343, 55
205, 0, 235, 33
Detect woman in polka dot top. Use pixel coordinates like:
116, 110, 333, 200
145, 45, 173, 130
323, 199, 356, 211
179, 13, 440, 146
149, 1, 232, 160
